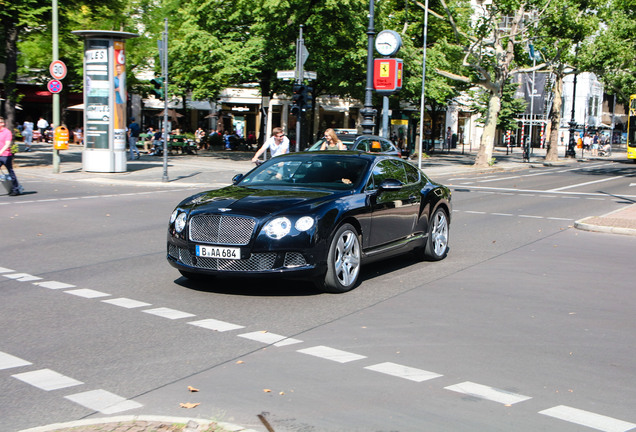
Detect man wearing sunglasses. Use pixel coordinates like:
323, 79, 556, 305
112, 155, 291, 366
251, 127, 290, 163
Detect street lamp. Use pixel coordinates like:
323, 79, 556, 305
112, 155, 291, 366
566, 71, 578, 158
361, 1, 377, 135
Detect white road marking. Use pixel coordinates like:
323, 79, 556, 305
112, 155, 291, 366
34, 281, 76, 290
65, 288, 111, 299
548, 175, 626, 192
142, 307, 195, 320
0, 352, 32, 370
465, 211, 487, 214
364, 362, 443, 382
238, 331, 302, 346
445, 381, 532, 405
12, 368, 83, 391
518, 215, 544, 219
0, 267, 15, 273
297, 346, 367, 363
491, 213, 513, 216
187, 318, 244, 332
539, 405, 636, 432
102, 298, 151, 309
3, 273, 42, 282
65, 389, 143, 414
452, 185, 636, 199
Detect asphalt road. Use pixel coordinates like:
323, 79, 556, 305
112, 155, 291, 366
1, 159, 635, 432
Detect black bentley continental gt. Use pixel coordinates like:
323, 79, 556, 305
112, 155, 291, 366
167, 151, 451, 293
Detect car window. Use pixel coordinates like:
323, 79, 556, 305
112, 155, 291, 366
366, 159, 407, 190
404, 162, 420, 184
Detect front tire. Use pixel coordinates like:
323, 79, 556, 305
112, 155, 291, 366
321, 223, 361, 293
419, 207, 449, 261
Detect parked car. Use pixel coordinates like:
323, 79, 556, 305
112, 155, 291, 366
307, 134, 402, 157
167, 151, 450, 293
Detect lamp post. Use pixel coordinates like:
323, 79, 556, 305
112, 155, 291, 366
566, 71, 578, 158
361, 1, 377, 135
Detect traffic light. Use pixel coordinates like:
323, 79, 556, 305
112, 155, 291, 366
302, 86, 313, 111
150, 77, 164, 99
291, 84, 305, 116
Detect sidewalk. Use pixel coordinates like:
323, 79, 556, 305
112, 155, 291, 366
7, 143, 636, 432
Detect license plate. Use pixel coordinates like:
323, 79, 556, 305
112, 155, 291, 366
195, 245, 241, 260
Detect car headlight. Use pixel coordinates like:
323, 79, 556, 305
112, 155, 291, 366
175, 212, 187, 233
264, 217, 291, 239
170, 209, 179, 224
295, 216, 314, 232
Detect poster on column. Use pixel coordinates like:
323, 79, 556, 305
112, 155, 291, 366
113, 41, 127, 151
84, 39, 110, 149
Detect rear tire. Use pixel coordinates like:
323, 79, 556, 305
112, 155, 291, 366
417, 207, 449, 261
321, 223, 361, 293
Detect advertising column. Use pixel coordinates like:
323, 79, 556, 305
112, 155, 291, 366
72, 30, 137, 172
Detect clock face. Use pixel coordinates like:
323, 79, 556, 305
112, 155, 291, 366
375, 30, 401, 56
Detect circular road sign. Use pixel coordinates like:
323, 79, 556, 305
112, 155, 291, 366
49, 60, 67, 80
47, 79, 63, 94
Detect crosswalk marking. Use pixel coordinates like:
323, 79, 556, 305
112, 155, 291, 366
364, 362, 443, 382
188, 318, 244, 332
65, 389, 143, 414
65, 288, 111, 299
102, 298, 151, 309
539, 405, 636, 432
142, 307, 195, 320
298, 346, 367, 363
445, 381, 532, 405
238, 331, 302, 346
12, 368, 83, 391
0, 351, 32, 370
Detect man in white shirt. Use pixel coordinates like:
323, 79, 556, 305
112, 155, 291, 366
37, 117, 49, 142
251, 127, 289, 163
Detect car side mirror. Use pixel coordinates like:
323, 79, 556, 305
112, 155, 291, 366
232, 173, 244, 184
378, 178, 403, 191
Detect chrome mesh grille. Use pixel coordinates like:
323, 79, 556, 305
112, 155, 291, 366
189, 215, 256, 245
284, 252, 307, 268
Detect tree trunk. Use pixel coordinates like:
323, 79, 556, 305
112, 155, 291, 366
474, 91, 501, 167
545, 72, 563, 162
2, 24, 19, 132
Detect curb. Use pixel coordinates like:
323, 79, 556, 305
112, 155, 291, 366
574, 217, 636, 236
17, 415, 259, 432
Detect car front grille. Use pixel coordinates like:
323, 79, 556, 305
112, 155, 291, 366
189, 214, 256, 245
168, 244, 308, 272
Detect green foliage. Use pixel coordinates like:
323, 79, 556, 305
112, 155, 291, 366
470, 78, 527, 131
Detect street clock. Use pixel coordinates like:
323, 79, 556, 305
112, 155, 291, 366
375, 30, 402, 56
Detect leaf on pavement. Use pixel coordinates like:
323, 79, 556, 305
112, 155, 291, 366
180, 402, 200, 409
263, 389, 271, 393
188, 386, 199, 392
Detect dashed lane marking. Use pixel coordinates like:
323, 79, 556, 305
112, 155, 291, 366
548, 175, 626, 192
65, 288, 111, 299
142, 307, 196, 320
64, 389, 143, 415
34, 281, 76, 290
539, 405, 636, 432
0, 351, 32, 370
364, 362, 443, 382
451, 185, 636, 199
239, 331, 303, 346
297, 345, 367, 363
3, 273, 42, 282
445, 381, 532, 405
12, 368, 84, 391
454, 209, 574, 222
188, 318, 245, 332
102, 297, 152, 309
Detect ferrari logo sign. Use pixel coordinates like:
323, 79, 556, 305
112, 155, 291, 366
373, 58, 403, 94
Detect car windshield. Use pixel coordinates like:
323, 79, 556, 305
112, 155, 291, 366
308, 136, 356, 151
239, 156, 369, 189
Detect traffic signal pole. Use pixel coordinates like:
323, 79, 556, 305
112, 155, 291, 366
294, 25, 304, 152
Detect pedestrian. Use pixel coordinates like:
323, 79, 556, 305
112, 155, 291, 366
195, 127, 206, 150
446, 127, 452, 150
127, 117, 141, 160
22, 117, 34, 152
0, 117, 22, 196
320, 128, 346, 150
36, 117, 49, 142
251, 127, 289, 163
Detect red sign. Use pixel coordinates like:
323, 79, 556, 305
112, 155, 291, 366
49, 60, 67, 80
373, 58, 403, 94
47, 79, 63, 94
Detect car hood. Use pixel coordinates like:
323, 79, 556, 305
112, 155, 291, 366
182, 186, 342, 218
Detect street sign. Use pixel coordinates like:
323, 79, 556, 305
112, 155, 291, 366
276, 70, 317, 81
49, 60, 67, 80
47, 79, 63, 94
